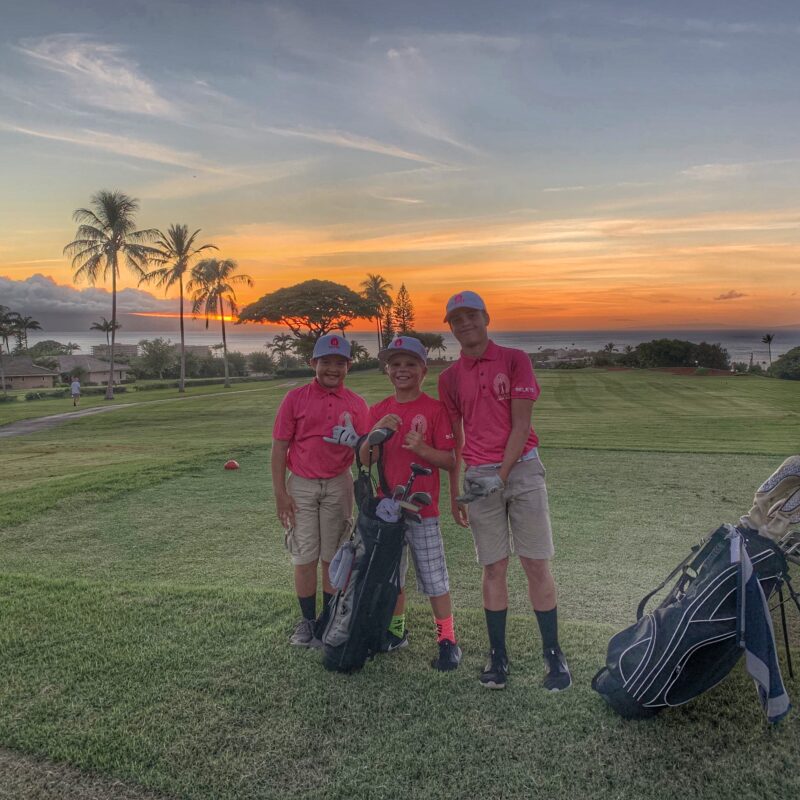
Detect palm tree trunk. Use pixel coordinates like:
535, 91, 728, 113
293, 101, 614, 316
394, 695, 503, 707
0, 342, 6, 399
107, 256, 117, 400
178, 274, 186, 393
220, 296, 230, 388
768, 343, 772, 365
376, 315, 382, 355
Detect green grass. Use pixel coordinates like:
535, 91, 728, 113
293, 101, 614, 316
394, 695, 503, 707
0, 368, 799, 799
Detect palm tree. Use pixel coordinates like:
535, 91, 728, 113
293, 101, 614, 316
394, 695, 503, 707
0, 305, 15, 397
64, 190, 160, 399
188, 258, 253, 388
268, 333, 295, 369
90, 317, 121, 346
360, 273, 393, 355
603, 342, 617, 353
141, 224, 217, 392
10, 315, 41, 350
349, 340, 369, 363
762, 333, 774, 365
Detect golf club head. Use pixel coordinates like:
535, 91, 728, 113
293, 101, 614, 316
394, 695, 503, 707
398, 500, 421, 512
407, 491, 432, 507
367, 427, 395, 446
402, 509, 423, 524
779, 530, 800, 565
410, 463, 433, 477
392, 485, 406, 500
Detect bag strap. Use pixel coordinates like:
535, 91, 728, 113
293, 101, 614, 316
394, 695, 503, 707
354, 434, 392, 497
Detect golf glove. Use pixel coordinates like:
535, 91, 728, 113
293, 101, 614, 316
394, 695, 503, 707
376, 498, 402, 523
739, 455, 800, 539
323, 413, 359, 448
456, 473, 505, 504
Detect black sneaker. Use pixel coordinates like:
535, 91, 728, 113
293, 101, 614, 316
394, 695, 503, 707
289, 618, 322, 648
543, 647, 572, 692
380, 630, 410, 653
431, 640, 462, 672
479, 649, 509, 689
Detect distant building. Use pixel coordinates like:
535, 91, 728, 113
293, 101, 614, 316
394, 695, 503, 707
56, 355, 129, 385
0, 356, 58, 390
179, 344, 212, 357
91, 343, 139, 359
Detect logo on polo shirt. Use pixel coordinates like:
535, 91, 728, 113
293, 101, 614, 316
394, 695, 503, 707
493, 372, 511, 400
411, 414, 427, 434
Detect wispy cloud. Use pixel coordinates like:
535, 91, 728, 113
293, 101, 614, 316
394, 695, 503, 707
543, 184, 587, 193
261, 125, 445, 166
0, 122, 207, 169
371, 32, 521, 54
368, 193, 424, 205
714, 290, 747, 301
681, 162, 749, 181
16, 34, 175, 118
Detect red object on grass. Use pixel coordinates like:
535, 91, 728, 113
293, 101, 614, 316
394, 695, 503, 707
224, 460, 240, 470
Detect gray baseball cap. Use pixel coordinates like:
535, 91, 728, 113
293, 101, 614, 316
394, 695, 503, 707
378, 336, 427, 365
443, 290, 487, 322
312, 333, 352, 360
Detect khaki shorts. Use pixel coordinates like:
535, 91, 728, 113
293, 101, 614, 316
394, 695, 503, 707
465, 457, 554, 566
285, 471, 354, 566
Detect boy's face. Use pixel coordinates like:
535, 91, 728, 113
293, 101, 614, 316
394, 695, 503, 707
312, 355, 350, 388
448, 307, 490, 349
386, 353, 426, 391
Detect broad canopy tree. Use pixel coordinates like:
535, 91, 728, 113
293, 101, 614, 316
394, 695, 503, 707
238, 279, 371, 348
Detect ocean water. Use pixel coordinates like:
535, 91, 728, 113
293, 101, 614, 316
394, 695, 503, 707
27, 326, 800, 367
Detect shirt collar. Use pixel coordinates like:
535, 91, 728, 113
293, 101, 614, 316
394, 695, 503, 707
311, 377, 344, 398
460, 339, 500, 369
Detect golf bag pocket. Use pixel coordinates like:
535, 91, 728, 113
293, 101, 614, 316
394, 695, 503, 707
329, 541, 355, 591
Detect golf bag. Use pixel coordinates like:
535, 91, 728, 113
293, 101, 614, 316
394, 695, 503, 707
592, 524, 794, 722
322, 434, 406, 673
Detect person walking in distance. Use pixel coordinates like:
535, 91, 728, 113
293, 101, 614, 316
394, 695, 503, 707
438, 291, 571, 691
70, 376, 81, 407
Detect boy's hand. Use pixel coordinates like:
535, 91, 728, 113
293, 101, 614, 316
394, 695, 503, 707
451, 497, 470, 528
402, 430, 425, 454
275, 491, 298, 529
372, 413, 401, 432
323, 412, 359, 447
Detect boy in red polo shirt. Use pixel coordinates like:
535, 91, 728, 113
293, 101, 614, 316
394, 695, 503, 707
272, 334, 369, 647
438, 291, 571, 691
356, 336, 462, 671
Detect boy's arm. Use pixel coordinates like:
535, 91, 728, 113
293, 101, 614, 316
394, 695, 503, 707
270, 439, 297, 528
401, 432, 455, 470
447, 420, 469, 528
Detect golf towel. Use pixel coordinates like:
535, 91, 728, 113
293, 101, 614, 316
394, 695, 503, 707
732, 532, 791, 724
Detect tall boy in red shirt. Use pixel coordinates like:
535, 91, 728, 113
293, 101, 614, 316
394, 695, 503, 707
272, 334, 369, 647
357, 336, 462, 671
438, 291, 571, 691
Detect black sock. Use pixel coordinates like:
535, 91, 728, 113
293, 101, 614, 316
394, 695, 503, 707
535, 607, 559, 651
484, 608, 508, 654
316, 592, 334, 627
298, 594, 316, 621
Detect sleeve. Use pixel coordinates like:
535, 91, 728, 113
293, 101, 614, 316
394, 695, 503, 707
272, 391, 297, 441
437, 369, 461, 424
431, 403, 456, 451
509, 351, 541, 402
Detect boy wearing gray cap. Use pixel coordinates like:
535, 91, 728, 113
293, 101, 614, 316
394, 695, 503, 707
357, 336, 462, 671
438, 292, 571, 691
271, 334, 369, 647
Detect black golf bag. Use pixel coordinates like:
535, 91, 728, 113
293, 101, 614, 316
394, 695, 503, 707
322, 436, 406, 673
592, 524, 794, 722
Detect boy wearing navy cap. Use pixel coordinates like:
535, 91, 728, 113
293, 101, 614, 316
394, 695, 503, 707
272, 334, 369, 647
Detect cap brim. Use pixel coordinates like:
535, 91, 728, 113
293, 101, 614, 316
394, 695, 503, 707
378, 347, 426, 364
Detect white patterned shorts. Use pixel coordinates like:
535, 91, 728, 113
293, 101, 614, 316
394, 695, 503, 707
399, 516, 450, 597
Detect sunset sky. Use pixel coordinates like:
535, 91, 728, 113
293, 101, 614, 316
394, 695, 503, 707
2, 0, 800, 331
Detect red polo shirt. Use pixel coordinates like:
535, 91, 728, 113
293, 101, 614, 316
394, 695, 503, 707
368, 393, 455, 518
438, 340, 540, 466
273, 379, 369, 479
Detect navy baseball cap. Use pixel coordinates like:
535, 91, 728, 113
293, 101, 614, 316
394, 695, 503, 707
312, 333, 352, 360
443, 290, 487, 322
378, 336, 428, 365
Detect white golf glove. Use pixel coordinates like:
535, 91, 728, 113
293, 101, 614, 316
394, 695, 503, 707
323, 413, 359, 448
456, 473, 505, 504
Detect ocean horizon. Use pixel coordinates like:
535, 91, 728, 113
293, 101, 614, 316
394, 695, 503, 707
26, 324, 800, 367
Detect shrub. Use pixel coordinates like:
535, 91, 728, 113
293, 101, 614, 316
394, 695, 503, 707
768, 346, 800, 380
